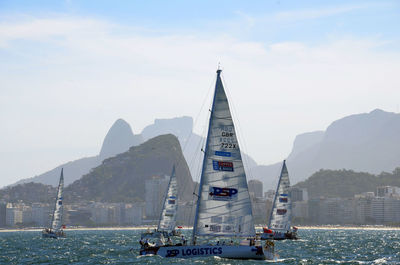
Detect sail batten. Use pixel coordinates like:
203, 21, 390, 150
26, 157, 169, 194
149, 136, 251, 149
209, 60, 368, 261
51, 168, 64, 231
193, 70, 255, 240
268, 160, 292, 231
157, 166, 178, 234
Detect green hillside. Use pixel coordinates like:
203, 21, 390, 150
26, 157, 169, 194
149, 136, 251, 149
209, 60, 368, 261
65, 134, 194, 203
295, 167, 400, 198
0, 182, 55, 204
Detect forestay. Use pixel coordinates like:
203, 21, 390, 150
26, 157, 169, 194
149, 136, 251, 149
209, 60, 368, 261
51, 168, 64, 231
268, 160, 292, 231
157, 166, 178, 233
193, 70, 255, 239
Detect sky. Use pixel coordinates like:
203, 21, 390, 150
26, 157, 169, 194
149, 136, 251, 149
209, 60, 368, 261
1, 0, 400, 187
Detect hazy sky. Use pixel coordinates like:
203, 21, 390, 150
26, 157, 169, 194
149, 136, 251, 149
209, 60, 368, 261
1, 0, 400, 187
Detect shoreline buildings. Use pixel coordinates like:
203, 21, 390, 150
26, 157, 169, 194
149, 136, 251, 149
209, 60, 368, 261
1, 183, 400, 228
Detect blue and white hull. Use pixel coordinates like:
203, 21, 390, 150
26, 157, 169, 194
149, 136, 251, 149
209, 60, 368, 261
42, 230, 65, 239
140, 244, 274, 260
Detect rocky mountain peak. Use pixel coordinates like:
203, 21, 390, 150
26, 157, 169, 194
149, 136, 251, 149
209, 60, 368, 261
99, 118, 143, 159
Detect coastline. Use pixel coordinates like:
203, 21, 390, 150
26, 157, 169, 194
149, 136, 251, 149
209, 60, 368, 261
1, 225, 400, 233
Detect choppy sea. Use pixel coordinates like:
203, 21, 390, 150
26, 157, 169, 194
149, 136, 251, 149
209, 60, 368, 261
0, 229, 399, 264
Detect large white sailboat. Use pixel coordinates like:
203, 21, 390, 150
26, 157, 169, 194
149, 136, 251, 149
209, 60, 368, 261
139, 69, 275, 260
262, 160, 298, 240
42, 168, 66, 239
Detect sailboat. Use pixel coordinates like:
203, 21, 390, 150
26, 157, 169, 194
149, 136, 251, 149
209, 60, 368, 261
141, 166, 181, 240
157, 165, 181, 237
42, 168, 66, 238
139, 69, 275, 260
262, 160, 298, 240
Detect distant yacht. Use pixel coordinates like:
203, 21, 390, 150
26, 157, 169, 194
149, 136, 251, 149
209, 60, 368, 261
261, 160, 298, 240
42, 168, 66, 239
141, 165, 181, 240
139, 69, 275, 260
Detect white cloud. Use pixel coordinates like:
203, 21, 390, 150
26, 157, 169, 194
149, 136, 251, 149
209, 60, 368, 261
236, 2, 394, 25
273, 4, 368, 22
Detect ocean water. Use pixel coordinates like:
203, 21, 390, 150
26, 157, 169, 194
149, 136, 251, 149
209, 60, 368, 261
0, 229, 399, 264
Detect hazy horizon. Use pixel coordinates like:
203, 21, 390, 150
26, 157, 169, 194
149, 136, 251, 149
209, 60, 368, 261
1, 0, 400, 187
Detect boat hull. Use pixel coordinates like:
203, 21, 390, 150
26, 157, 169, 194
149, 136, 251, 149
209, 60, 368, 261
42, 230, 65, 239
140, 244, 274, 260
260, 231, 298, 240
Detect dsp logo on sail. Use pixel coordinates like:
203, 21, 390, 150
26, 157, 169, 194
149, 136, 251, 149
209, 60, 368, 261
209, 186, 238, 201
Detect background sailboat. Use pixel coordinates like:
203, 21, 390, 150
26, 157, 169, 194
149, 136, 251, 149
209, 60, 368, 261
157, 165, 180, 236
263, 160, 298, 240
42, 168, 65, 238
141, 165, 180, 241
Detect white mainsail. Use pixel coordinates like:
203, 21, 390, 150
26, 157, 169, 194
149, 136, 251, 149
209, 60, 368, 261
193, 69, 255, 239
51, 168, 64, 231
268, 160, 292, 231
157, 166, 178, 234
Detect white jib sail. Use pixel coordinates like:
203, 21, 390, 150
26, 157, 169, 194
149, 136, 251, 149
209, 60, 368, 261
193, 69, 255, 239
157, 166, 178, 233
51, 168, 64, 231
268, 160, 292, 231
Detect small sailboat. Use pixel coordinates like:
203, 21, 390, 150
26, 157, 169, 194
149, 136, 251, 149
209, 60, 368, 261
157, 165, 181, 237
42, 168, 66, 238
141, 166, 181, 241
140, 69, 275, 260
261, 160, 298, 240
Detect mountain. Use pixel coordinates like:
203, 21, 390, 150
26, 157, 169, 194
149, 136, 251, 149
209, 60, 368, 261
99, 119, 143, 159
14, 119, 143, 187
141, 116, 193, 143
294, 167, 400, 199
255, 109, 400, 190
13, 115, 259, 188
65, 134, 194, 203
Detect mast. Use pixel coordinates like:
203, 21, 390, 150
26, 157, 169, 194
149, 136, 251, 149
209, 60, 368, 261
192, 69, 220, 244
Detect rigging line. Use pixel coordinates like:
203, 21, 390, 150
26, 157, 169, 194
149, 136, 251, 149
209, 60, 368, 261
187, 77, 216, 229
185, 74, 216, 181
171, 75, 215, 220
181, 74, 215, 155
175, 73, 215, 203
220, 73, 256, 182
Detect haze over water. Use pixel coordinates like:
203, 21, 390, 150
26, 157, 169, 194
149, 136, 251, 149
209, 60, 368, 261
0, 229, 399, 264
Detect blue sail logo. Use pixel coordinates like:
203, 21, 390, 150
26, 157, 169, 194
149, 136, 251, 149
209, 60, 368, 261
209, 187, 238, 201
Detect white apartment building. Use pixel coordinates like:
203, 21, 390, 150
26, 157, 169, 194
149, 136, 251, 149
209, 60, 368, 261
6, 204, 23, 226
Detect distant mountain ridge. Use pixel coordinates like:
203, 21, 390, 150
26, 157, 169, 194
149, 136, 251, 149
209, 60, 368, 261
13, 116, 257, 187
12, 109, 400, 191
255, 109, 400, 190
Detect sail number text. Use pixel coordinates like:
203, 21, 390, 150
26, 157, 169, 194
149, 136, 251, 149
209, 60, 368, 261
219, 126, 236, 149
